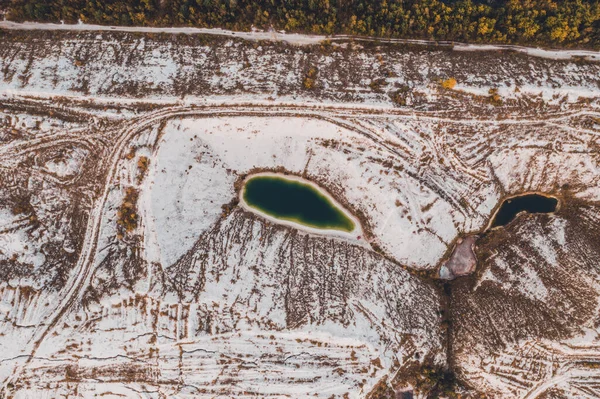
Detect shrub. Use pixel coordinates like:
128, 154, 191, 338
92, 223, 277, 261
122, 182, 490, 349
136, 156, 149, 184
488, 87, 502, 105
369, 78, 387, 93
440, 78, 457, 90
390, 84, 410, 106
302, 67, 318, 90
117, 187, 139, 235
303, 77, 315, 89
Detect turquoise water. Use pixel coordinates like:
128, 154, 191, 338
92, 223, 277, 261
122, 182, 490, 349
243, 175, 355, 232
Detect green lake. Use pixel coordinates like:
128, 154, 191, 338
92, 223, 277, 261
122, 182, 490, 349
242, 175, 356, 232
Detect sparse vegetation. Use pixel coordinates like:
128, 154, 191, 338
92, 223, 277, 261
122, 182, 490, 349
125, 148, 136, 160
302, 67, 318, 90
11, 195, 34, 216
390, 84, 410, 106
366, 376, 396, 399
441, 78, 457, 90
136, 155, 150, 184
390, 92, 407, 106
487, 87, 502, 105
116, 187, 139, 236
369, 78, 387, 93
415, 364, 458, 398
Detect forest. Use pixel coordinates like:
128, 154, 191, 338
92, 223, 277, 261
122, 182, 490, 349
2, 0, 600, 48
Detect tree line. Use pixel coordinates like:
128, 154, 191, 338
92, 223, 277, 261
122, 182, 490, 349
3, 0, 600, 48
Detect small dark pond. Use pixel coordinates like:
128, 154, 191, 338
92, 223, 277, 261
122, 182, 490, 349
491, 194, 558, 227
243, 175, 355, 232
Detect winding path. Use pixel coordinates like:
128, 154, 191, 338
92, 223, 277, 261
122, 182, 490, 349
1, 21, 600, 61
0, 100, 598, 397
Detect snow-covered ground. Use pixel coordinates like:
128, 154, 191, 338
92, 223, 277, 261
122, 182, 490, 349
1, 24, 600, 399
142, 116, 454, 268
2, 26, 600, 108
2, 21, 600, 61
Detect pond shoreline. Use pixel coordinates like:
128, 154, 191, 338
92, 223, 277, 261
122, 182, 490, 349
485, 191, 561, 231
238, 172, 365, 242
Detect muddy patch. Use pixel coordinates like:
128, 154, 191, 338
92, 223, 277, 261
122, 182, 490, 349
439, 235, 478, 280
